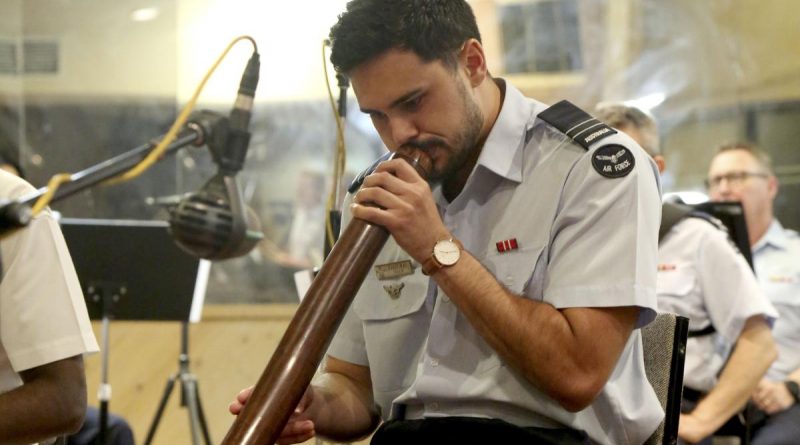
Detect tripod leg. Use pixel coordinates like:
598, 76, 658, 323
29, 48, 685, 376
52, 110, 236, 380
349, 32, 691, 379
143, 373, 179, 445
182, 376, 202, 445
191, 378, 213, 445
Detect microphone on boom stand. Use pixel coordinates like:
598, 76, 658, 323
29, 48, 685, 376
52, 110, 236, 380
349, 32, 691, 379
168, 51, 264, 260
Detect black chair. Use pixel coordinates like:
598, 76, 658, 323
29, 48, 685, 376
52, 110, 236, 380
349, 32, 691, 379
642, 312, 690, 445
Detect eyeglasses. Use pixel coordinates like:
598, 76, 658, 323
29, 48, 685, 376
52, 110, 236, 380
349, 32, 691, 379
705, 171, 768, 189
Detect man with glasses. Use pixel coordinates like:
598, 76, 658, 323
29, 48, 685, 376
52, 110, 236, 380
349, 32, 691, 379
231, 1, 665, 443
708, 143, 800, 444
596, 105, 778, 445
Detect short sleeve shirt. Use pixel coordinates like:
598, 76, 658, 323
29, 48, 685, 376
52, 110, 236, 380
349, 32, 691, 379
328, 80, 664, 445
0, 171, 99, 394
753, 219, 800, 381
657, 217, 777, 391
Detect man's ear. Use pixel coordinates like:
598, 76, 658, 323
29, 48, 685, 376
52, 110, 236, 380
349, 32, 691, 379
767, 174, 779, 201
654, 155, 666, 174
459, 38, 488, 87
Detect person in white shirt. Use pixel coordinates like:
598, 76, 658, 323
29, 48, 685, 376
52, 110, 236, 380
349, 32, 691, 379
0, 168, 99, 444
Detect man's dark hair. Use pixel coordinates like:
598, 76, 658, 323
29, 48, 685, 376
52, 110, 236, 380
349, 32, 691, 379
329, 0, 481, 74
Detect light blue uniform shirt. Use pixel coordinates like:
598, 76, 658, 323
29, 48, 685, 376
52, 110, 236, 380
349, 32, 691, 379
753, 219, 800, 381
328, 81, 663, 445
657, 217, 777, 392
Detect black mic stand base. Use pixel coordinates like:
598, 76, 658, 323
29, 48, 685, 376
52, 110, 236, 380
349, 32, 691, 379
143, 322, 211, 445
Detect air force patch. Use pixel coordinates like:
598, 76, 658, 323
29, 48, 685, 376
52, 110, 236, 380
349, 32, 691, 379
592, 144, 635, 178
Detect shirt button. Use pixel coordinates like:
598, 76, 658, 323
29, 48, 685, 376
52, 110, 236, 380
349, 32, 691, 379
429, 402, 439, 410
442, 295, 450, 303
430, 359, 439, 367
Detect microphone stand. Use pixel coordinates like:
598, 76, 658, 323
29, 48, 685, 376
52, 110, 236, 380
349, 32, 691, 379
0, 111, 221, 234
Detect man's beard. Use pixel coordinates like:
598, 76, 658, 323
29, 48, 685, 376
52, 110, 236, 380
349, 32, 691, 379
401, 81, 484, 184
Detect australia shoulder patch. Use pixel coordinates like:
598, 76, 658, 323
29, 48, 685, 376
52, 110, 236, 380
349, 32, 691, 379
591, 144, 635, 178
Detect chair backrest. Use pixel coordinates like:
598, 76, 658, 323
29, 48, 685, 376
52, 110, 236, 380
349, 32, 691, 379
641, 312, 689, 445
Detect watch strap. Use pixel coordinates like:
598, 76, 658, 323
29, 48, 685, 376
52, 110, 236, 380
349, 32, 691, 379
421, 238, 463, 276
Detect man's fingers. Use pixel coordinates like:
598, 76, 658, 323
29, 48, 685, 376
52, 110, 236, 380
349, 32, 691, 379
373, 158, 424, 182
229, 400, 243, 415
276, 420, 315, 445
230, 386, 254, 415
354, 185, 406, 211
362, 170, 408, 195
237, 386, 254, 404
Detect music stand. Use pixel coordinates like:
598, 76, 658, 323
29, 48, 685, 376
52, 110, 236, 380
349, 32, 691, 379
60, 218, 211, 445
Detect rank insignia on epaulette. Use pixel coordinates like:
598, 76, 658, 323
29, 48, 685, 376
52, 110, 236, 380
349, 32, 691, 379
592, 144, 635, 178
537, 100, 618, 150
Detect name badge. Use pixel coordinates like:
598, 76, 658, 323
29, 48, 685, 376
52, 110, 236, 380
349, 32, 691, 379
374, 260, 415, 280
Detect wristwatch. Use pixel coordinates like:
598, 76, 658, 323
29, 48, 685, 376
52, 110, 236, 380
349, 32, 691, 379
421, 238, 463, 276
785, 380, 800, 404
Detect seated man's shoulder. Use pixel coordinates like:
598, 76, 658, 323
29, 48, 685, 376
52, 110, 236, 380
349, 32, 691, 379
0, 169, 35, 199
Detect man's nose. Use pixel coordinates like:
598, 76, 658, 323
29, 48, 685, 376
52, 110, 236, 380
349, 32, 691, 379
711, 180, 733, 200
389, 118, 419, 147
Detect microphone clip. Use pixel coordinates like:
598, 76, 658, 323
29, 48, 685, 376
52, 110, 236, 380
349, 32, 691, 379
207, 117, 251, 174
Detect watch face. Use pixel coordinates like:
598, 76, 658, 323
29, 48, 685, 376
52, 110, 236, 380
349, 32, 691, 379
434, 239, 460, 266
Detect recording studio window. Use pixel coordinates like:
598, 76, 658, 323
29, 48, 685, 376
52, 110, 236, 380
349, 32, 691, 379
0, 39, 18, 75
499, 0, 584, 74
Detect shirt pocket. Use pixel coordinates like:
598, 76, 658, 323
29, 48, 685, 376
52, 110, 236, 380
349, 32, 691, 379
352, 272, 429, 392
656, 264, 705, 330
481, 245, 545, 297
761, 267, 800, 306
352, 272, 428, 321
657, 264, 695, 298
762, 268, 800, 346
468, 246, 544, 376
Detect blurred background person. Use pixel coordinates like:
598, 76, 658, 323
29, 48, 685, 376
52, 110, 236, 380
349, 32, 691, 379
263, 168, 327, 271
707, 143, 800, 445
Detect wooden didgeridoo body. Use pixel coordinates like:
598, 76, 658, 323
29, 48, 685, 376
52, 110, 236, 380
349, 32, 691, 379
221, 152, 429, 445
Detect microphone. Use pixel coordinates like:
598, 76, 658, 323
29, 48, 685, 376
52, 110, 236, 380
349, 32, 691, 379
168, 51, 264, 260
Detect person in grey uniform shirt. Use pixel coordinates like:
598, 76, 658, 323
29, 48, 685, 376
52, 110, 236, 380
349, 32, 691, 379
596, 104, 779, 444
231, 1, 664, 443
707, 142, 800, 445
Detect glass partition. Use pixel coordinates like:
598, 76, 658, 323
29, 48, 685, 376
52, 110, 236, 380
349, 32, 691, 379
2, 0, 798, 304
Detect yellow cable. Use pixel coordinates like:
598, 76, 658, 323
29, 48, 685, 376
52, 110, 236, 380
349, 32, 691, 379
322, 39, 347, 245
30, 173, 72, 215
29, 35, 258, 217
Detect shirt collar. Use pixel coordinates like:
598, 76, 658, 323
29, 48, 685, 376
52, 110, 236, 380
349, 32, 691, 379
474, 79, 542, 183
754, 219, 789, 252
432, 79, 544, 206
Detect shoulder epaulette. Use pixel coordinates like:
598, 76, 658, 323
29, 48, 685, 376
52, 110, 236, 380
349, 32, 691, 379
537, 100, 617, 150
347, 152, 392, 194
